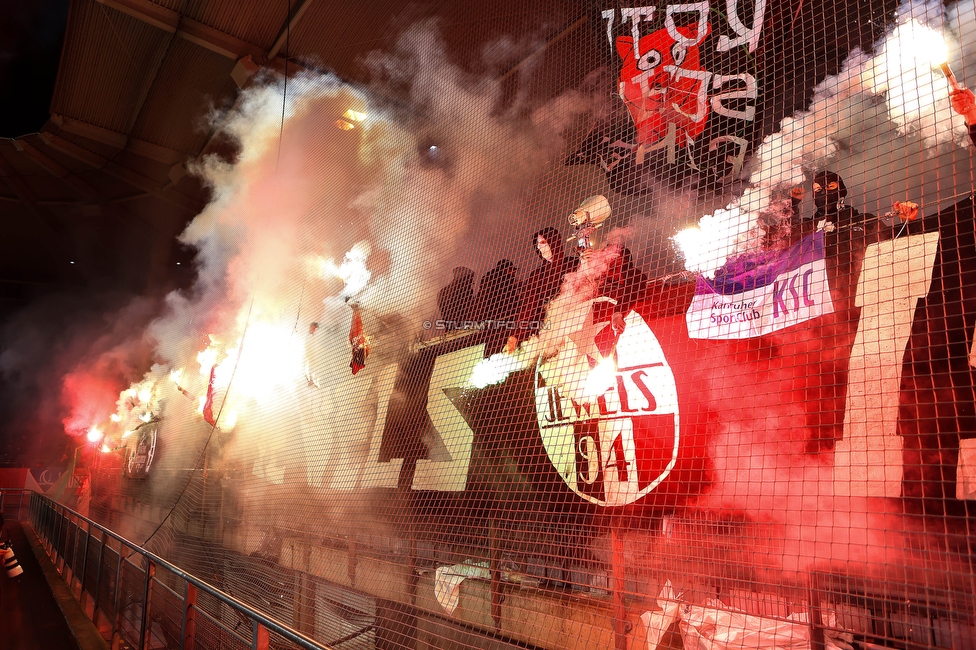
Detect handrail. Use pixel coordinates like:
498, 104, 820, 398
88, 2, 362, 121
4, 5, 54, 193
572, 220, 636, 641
0, 488, 31, 522
6, 490, 333, 650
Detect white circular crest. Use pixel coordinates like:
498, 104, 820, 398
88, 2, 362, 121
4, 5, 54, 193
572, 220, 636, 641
534, 301, 680, 506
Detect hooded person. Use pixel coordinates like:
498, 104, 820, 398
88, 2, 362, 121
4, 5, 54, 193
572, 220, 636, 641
437, 266, 479, 330
790, 171, 860, 233
596, 247, 647, 328
506, 227, 580, 352
477, 260, 521, 322
477, 259, 521, 356
791, 171, 916, 242
811, 171, 854, 227
790, 171, 880, 309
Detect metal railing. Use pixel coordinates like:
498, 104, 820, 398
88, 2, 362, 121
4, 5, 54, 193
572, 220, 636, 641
1, 489, 331, 650
0, 488, 31, 523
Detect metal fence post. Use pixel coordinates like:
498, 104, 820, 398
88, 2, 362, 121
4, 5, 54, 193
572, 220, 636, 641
92, 530, 106, 625
139, 561, 156, 650
610, 524, 632, 650
79, 519, 91, 596
252, 620, 270, 650
54, 505, 64, 564
181, 582, 198, 650
50, 502, 56, 540
112, 545, 124, 641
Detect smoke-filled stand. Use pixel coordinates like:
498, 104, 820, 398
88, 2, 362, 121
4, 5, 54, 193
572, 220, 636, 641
2, 1, 976, 649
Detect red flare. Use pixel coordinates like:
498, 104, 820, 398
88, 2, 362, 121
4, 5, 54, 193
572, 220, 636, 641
349, 304, 369, 375
203, 365, 217, 426
941, 62, 961, 91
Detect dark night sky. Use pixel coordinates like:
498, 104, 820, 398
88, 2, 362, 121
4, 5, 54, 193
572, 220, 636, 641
0, 0, 69, 138
0, 1, 70, 465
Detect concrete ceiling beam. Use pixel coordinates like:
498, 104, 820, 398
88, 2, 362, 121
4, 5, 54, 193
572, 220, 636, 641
38, 132, 203, 215
49, 113, 127, 149
268, 0, 315, 59
13, 138, 101, 200
46, 115, 188, 165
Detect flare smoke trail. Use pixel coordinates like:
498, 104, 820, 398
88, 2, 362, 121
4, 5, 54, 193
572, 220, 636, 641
477, 0, 976, 581
677, 0, 976, 277
0, 293, 159, 462
468, 230, 630, 389
668, 0, 976, 579
58, 21, 598, 500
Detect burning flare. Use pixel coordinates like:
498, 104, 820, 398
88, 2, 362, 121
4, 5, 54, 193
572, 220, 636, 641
348, 304, 370, 375
583, 357, 617, 399
862, 16, 959, 129
469, 352, 527, 389
911, 22, 951, 69
674, 205, 748, 277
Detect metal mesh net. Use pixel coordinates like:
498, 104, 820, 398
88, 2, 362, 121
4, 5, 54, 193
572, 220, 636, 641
72, 1, 976, 648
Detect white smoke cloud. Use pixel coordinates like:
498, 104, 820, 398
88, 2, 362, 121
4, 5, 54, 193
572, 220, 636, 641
677, 0, 976, 277
78, 21, 600, 485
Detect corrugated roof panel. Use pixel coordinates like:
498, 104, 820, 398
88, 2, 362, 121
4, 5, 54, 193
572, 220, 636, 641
129, 38, 237, 154
50, 0, 173, 135
184, 0, 284, 51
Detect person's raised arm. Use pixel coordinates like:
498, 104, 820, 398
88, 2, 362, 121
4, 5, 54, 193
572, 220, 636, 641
950, 87, 976, 145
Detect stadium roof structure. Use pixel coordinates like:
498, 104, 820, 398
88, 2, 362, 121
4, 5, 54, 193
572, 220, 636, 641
0, 0, 892, 317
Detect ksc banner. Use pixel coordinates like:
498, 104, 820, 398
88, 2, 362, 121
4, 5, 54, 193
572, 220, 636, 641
686, 231, 833, 339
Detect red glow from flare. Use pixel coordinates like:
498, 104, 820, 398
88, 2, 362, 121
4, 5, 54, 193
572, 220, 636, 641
61, 372, 119, 437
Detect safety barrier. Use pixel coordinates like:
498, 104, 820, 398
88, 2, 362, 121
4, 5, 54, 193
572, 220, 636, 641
0, 489, 330, 650
0, 488, 30, 523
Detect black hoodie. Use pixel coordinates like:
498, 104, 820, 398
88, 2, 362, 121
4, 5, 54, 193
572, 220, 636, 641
512, 227, 579, 342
